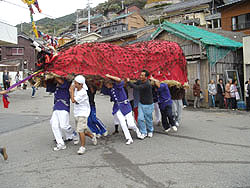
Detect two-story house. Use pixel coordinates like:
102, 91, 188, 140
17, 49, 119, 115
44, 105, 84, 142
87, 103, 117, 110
77, 14, 105, 33
145, 0, 182, 9
0, 21, 18, 86
142, 0, 224, 27
162, 0, 224, 27
217, 0, 250, 35
100, 9, 146, 37
0, 33, 37, 72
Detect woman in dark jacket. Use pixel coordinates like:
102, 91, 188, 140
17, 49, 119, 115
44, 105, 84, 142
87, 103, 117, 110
193, 79, 201, 108
217, 79, 225, 108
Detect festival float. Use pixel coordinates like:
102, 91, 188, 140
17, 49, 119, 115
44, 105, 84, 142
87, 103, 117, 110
2, 1, 188, 108
42, 40, 188, 85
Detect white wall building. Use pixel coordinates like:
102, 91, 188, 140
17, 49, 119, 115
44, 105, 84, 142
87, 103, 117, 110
243, 36, 250, 84
0, 21, 17, 45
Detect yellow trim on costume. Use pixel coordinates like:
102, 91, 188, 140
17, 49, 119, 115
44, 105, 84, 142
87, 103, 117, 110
32, 21, 39, 38
23, 0, 36, 5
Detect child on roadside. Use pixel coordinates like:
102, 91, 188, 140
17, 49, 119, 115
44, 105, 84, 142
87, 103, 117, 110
69, 75, 97, 155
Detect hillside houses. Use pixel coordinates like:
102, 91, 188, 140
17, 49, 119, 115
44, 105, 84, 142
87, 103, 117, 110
6, 0, 247, 106
99, 11, 146, 36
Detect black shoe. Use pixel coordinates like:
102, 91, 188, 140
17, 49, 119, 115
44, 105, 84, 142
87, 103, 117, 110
112, 131, 119, 135
64, 138, 73, 143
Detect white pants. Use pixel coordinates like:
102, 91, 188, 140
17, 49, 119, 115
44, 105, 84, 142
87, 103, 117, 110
172, 100, 183, 124
154, 102, 161, 123
113, 113, 120, 125
50, 110, 75, 145
114, 110, 140, 141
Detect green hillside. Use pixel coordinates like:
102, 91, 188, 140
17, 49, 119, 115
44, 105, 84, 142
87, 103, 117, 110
16, 13, 76, 37
16, 0, 147, 37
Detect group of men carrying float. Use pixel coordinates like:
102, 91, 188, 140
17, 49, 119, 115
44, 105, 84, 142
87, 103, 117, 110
41, 68, 182, 155
0, 68, 183, 157
0, 40, 186, 157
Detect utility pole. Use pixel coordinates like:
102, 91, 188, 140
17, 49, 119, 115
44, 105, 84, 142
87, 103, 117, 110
76, 10, 79, 44
87, 0, 91, 33
121, 0, 124, 10
212, 0, 215, 14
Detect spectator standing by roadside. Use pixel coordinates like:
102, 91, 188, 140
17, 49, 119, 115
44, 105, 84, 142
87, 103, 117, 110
3, 70, 10, 90
208, 80, 217, 108
245, 79, 250, 111
193, 79, 201, 108
217, 79, 225, 109
230, 80, 238, 110
15, 72, 21, 84
225, 79, 232, 109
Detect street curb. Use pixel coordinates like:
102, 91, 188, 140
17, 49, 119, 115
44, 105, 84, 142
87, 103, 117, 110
183, 107, 250, 115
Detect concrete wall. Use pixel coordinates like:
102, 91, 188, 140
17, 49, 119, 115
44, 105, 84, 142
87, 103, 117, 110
243, 36, 250, 86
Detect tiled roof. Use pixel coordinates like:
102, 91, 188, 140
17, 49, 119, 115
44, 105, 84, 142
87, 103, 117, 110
104, 12, 133, 23
217, 0, 246, 9
97, 25, 155, 42
151, 21, 242, 48
163, 0, 212, 13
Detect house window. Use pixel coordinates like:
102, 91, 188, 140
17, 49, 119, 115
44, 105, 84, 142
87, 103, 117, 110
232, 13, 250, 31
213, 19, 218, 28
11, 48, 24, 55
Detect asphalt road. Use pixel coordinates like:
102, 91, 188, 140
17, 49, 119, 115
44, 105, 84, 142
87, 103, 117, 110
0, 88, 250, 188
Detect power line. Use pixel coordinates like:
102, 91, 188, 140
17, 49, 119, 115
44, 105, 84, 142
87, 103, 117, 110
0, 0, 56, 19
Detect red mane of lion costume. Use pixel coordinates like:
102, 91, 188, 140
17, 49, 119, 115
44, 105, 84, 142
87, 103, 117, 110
45, 40, 188, 84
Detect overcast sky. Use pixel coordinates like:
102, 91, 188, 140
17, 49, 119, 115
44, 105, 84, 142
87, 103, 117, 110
0, 0, 107, 26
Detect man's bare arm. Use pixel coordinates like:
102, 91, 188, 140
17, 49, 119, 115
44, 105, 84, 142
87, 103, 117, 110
105, 74, 121, 82
0, 90, 8, 95
149, 76, 161, 88
69, 84, 76, 103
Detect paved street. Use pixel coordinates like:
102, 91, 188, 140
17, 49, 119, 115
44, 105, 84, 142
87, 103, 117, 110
0, 88, 250, 188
